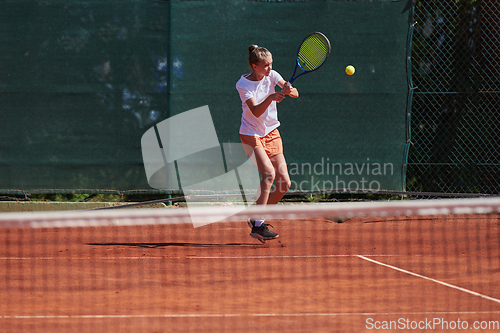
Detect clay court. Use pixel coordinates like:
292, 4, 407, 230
1, 213, 499, 332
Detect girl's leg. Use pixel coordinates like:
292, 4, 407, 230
251, 147, 276, 205
243, 147, 282, 243
267, 153, 291, 205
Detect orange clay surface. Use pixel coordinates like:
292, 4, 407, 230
0, 214, 499, 332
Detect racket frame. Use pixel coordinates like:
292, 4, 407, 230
289, 31, 331, 84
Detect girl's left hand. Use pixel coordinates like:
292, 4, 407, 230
281, 82, 292, 95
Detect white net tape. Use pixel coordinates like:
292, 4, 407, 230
1, 197, 500, 228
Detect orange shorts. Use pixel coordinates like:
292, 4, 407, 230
240, 128, 283, 158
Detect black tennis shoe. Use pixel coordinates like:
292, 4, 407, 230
250, 222, 279, 243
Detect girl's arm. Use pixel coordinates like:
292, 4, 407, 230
245, 92, 286, 118
278, 80, 299, 98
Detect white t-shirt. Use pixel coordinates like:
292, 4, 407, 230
236, 70, 283, 137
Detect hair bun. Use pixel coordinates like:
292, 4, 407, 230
248, 44, 259, 53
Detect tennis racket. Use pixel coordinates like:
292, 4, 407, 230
288, 32, 331, 84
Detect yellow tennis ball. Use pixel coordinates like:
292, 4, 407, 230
346, 65, 355, 75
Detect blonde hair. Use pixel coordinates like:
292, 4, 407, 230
248, 45, 271, 68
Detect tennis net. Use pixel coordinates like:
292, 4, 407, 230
0, 197, 499, 332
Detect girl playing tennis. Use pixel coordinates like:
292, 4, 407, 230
236, 45, 299, 242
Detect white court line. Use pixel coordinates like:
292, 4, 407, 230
0, 254, 398, 261
188, 254, 398, 260
357, 255, 500, 304
2, 311, 500, 319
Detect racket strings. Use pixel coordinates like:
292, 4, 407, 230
297, 34, 330, 71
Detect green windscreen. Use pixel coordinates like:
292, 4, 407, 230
0, 0, 411, 194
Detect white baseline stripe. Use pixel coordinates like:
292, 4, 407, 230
0, 254, 398, 261
188, 254, 398, 260
357, 255, 500, 304
2, 311, 500, 319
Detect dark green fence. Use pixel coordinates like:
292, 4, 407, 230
1, 0, 172, 194
3, 0, 498, 197
1, 0, 411, 196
